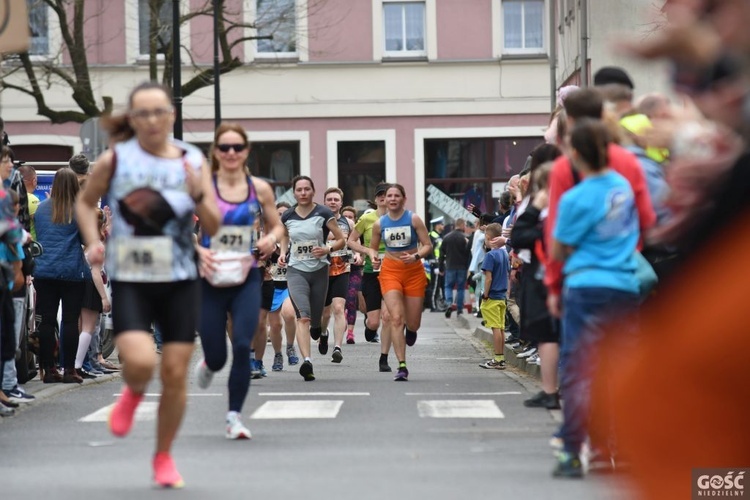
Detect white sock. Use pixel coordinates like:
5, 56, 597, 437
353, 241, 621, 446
74, 332, 92, 369
226, 411, 240, 422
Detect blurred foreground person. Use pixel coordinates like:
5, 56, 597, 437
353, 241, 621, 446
594, 1, 750, 498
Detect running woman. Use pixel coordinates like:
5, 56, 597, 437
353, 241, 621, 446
280, 176, 345, 381
368, 184, 432, 381
268, 202, 299, 369
193, 122, 283, 440
341, 205, 363, 344
320, 187, 353, 363
76, 81, 221, 488
347, 183, 393, 372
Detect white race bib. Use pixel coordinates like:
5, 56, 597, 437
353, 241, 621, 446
384, 225, 411, 248
292, 240, 317, 261
114, 237, 173, 282
210, 226, 254, 254
270, 263, 288, 281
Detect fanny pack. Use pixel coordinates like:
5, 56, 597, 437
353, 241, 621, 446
207, 252, 255, 287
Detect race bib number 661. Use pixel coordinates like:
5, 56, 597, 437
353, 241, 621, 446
384, 225, 411, 248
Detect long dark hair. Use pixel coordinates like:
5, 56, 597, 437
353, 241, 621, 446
570, 119, 610, 172
101, 81, 174, 143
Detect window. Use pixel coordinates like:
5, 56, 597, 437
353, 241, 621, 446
383, 2, 426, 57
138, 0, 172, 56
423, 137, 541, 220
27, 0, 49, 56
256, 0, 297, 55
502, 0, 545, 54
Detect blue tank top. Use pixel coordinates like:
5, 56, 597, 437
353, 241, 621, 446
380, 210, 418, 252
200, 175, 262, 266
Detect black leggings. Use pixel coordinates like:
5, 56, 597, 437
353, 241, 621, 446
35, 278, 85, 370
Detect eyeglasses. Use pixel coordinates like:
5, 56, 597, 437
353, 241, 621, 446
129, 107, 174, 121
216, 143, 248, 153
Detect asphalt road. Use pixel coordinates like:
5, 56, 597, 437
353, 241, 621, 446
0, 312, 633, 500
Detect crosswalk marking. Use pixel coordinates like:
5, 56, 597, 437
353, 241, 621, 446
79, 402, 159, 422
417, 400, 505, 419
405, 392, 521, 396
250, 400, 344, 419
258, 392, 370, 397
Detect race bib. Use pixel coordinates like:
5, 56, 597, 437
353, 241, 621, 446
270, 263, 288, 281
330, 246, 348, 257
210, 226, 254, 253
114, 237, 173, 282
292, 240, 317, 261
384, 225, 411, 248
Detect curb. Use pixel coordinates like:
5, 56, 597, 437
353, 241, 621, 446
471, 326, 541, 379
7, 372, 121, 416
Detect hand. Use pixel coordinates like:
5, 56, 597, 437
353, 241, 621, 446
399, 252, 417, 264
532, 189, 549, 210
278, 254, 287, 267
489, 235, 507, 247
352, 252, 363, 266
183, 160, 204, 203
547, 293, 561, 318
370, 251, 382, 270
311, 246, 330, 259
101, 298, 112, 313
256, 234, 277, 260
85, 241, 105, 267
196, 246, 217, 279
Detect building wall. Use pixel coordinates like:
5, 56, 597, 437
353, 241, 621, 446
555, 0, 671, 95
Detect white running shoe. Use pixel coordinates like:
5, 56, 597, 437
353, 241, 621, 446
226, 412, 252, 440
194, 359, 214, 389
517, 347, 538, 359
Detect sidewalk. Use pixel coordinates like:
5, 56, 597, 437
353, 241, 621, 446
451, 307, 542, 381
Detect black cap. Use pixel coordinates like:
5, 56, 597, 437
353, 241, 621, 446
593, 66, 634, 89
374, 183, 389, 196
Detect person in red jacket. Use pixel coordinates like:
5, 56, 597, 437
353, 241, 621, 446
544, 88, 656, 317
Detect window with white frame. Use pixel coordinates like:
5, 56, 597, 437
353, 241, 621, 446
256, 0, 297, 56
27, 0, 49, 56
502, 0, 545, 54
383, 2, 426, 57
138, 0, 172, 56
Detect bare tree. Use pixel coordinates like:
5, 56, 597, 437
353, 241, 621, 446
0, 0, 331, 124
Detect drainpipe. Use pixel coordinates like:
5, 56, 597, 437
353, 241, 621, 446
549, 0, 557, 111
580, 0, 588, 87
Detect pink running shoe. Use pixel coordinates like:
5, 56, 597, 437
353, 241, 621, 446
108, 386, 143, 437
153, 452, 185, 489
346, 332, 355, 344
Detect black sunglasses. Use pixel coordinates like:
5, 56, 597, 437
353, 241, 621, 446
216, 143, 248, 153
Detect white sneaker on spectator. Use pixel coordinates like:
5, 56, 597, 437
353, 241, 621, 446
526, 353, 541, 365
517, 347, 538, 359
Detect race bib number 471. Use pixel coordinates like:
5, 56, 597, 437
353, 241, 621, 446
211, 226, 254, 253
114, 237, 173, 282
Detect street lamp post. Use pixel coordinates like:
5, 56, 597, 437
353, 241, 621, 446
172, 0, 183, 139
214, 0, 221, 129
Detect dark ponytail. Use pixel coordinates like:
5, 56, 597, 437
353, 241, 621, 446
570, 118, 610, 171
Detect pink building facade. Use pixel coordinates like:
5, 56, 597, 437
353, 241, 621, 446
3, 0, 553, 220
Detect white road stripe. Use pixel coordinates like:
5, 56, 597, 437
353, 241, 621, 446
79, 402, 159, 422
417, 400, 505, 419
405, 392, 521, 396
257, 392, 369, 397
250, 400, 344, 419
113, 393, 224, 397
